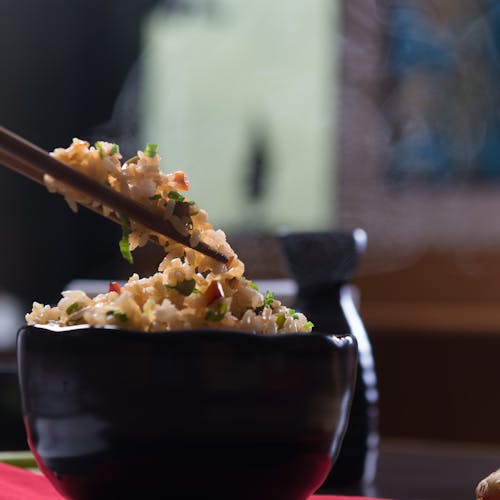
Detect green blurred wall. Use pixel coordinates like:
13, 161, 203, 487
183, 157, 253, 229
141, 0, 340, 231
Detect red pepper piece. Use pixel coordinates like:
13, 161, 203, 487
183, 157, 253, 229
109, 281, 121, 294
204, 281, 224, 305
172, 171, 190, 191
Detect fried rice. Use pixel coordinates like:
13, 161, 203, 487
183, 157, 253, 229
26, 139, 313, 334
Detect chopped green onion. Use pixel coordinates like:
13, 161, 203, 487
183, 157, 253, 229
106, 310, 128, 322
176, 279, 196, 296
264, 291, 274, 307
119, 213, 134, 264
149, 194, 162, 200
165, 279, 197, 297
275, 313, 286, 329
95, 141, 104, 158
167, 191, 185, 202
114, 311, 128, 322
303, 321, 314, 329
65, 302, 80, 315
205, 303, 228, 322
96, 141, 120, 157
144, 143, 159, 158
292, 313, 299, 320
248, 281, 259, 291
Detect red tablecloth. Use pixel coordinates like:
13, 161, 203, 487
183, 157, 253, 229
0, 462, 386, 500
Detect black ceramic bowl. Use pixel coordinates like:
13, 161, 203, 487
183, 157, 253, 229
17, 325, 357, 500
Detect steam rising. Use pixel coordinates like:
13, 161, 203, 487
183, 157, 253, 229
92, 0, 500, 277
90, 61, 142, 160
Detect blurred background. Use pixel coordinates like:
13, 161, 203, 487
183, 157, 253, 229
0, 0, 499, 474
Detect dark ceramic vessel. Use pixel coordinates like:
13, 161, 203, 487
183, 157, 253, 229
17, 325, 357, 500
280, 230, 379, 487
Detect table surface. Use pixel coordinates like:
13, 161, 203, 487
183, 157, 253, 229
0, 439, 498, 500
321, 439, 500, 500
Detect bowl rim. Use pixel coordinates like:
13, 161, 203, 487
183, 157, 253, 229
17, 324, 355, 348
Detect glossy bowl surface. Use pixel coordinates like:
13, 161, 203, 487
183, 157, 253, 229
17, 325, 357, 500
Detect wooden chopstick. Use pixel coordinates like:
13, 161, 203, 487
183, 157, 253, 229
0, 126, 229, 263
0, 143, 132, 230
